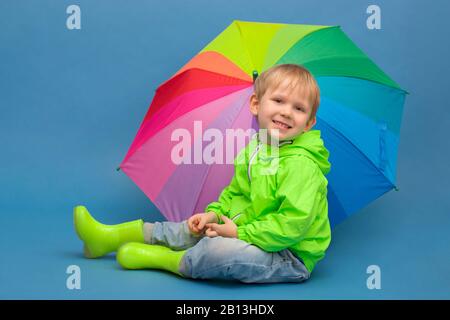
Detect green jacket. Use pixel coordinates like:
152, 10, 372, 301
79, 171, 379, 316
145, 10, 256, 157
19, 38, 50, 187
204, 129, 332, 273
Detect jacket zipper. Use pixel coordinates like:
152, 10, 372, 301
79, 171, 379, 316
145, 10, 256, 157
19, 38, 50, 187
247, 142, 262, 182
231, 213, 242, 222
247, 139, 293, 182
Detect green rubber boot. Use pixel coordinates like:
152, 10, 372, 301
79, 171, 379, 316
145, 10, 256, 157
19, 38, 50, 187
73, 205, 145, 258
117, 243, 187, 277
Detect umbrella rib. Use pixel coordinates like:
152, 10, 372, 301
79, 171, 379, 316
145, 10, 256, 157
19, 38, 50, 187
234, 21, 256, 75
157, 67, 253, 93
310, 68, 408, 94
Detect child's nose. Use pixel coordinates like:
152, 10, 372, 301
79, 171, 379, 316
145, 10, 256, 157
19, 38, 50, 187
279, 107, 293, 118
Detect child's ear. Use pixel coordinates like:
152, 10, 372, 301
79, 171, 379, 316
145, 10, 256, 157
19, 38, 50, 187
249, 93, 259, 116
305, 116, 317, 131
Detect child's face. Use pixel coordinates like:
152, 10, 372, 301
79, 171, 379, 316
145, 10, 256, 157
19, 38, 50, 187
250, 78, 316, 142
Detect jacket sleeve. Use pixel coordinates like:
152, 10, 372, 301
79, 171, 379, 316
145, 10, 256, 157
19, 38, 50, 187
204, 171, 241, 222
237, 157, 324, 251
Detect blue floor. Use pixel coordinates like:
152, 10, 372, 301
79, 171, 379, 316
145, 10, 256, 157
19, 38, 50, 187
1, 0, 450, 299
2, 183, 450, 300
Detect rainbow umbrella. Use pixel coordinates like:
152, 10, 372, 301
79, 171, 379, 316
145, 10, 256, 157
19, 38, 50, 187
118, 20, 407, 227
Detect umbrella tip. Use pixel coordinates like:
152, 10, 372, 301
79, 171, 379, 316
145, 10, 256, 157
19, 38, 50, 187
394, 186, 399, 191
252, 70, 259, 82
116, 166, 121, 172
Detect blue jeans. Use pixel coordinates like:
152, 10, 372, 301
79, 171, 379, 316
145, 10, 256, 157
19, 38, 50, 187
147, 220, 311, 283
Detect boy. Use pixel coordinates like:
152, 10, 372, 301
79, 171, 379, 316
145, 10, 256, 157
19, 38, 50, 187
74, 63, 331, 283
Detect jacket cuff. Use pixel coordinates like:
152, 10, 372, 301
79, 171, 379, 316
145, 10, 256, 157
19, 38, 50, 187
205, 209, 222, 223
212, 211, 223, 223
237, 226, 248, 241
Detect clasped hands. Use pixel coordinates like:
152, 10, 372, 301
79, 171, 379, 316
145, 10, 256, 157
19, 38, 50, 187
188, 212, 237, 238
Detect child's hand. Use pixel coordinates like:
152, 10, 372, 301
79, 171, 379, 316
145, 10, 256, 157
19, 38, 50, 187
205, 216, 238, 238
188, 212, 217, 235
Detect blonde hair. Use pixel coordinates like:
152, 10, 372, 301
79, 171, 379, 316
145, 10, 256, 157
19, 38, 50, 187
253, 64, 320, 123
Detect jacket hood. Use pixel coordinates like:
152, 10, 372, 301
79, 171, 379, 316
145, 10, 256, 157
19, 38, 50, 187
255, 129, 331, 175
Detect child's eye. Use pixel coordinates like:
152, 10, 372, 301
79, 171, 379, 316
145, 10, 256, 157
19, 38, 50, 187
273, 99, 282, 103
295, 107, 303, 111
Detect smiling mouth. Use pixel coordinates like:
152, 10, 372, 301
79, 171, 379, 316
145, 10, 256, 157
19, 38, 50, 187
272, 120, 292, 129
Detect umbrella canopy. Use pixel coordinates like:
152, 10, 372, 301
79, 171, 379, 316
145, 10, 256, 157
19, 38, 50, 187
118, 20, 407, 227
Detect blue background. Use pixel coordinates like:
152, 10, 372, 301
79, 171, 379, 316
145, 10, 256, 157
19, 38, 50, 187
1, 0, 449, 299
